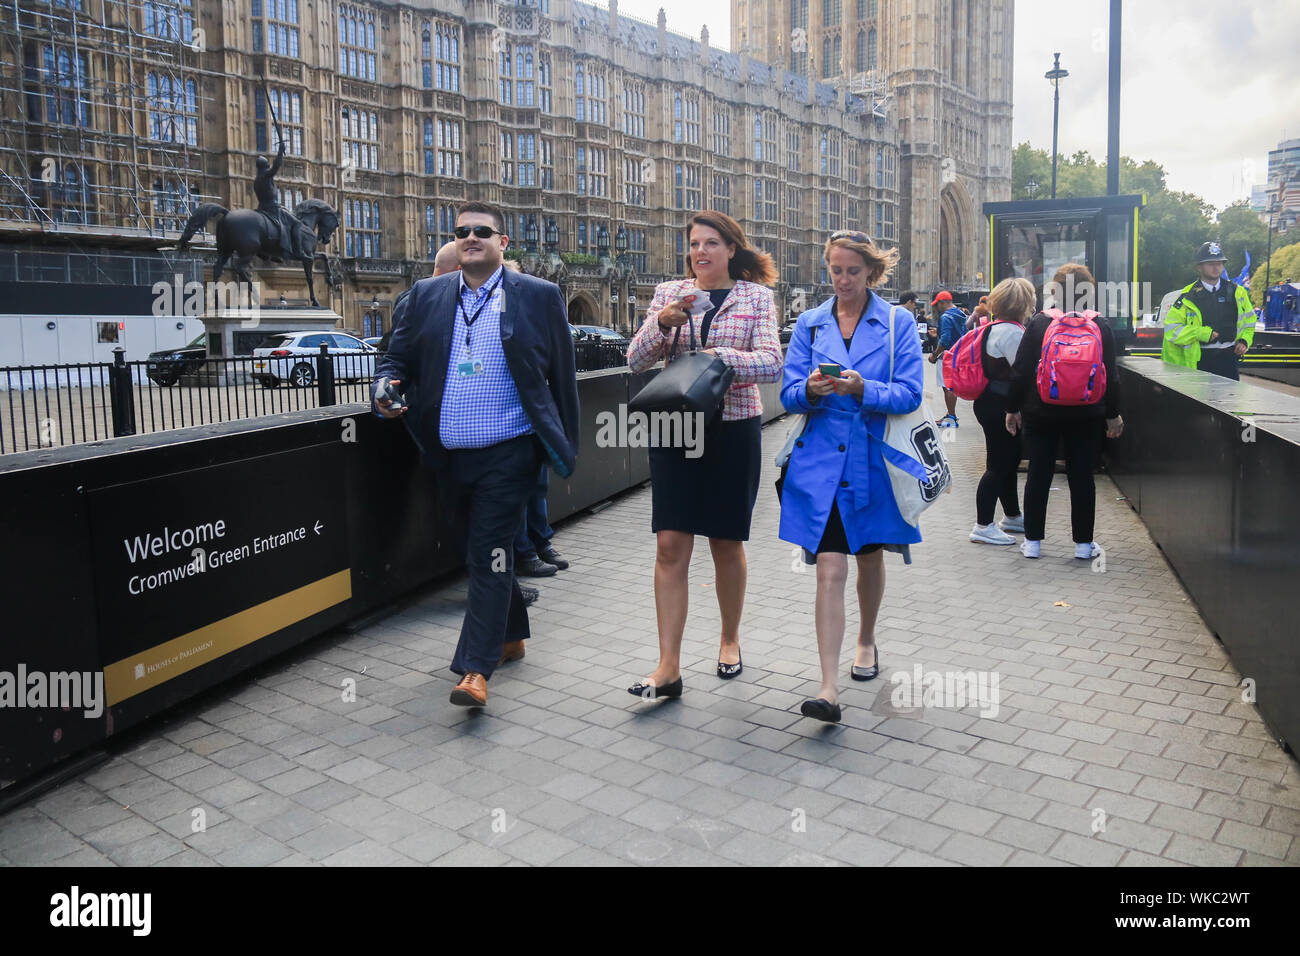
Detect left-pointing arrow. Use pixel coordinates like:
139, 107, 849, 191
313, 520, 323, 535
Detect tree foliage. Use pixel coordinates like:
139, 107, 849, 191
1247, 240, 1300, 308
1009, 142, 1263, 302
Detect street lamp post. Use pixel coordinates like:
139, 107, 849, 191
615, 225, 632, 333
1045, 53, 1069, 199
1265, 200, 1279, 292
1026, 178, 1038, 199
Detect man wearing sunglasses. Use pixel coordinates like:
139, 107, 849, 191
372, 200, 580, 708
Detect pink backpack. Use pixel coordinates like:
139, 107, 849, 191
942, 320, 1021, 401
1036, 309, 1106, 405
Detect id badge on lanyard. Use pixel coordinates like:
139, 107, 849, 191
458, 277, 501, 377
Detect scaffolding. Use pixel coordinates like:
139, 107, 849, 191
0, 0, 218, 261
846, 69, 890, 119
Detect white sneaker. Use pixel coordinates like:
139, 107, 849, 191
1075, 541, 1102, 560
970, 523, 1016, 546
998, 515, 1025, 534
1020, 539, 1041, 559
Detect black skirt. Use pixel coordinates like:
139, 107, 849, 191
801, 501, 883, 565
650, 414, 762, 540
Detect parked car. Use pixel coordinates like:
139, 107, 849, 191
363, 336, 385, 350
570, 324, 630, 346
146, 333, 207, 386
252, 331, 377, 388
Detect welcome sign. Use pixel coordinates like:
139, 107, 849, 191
87, 444, 351, 707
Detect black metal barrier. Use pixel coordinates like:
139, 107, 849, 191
1108, 357, 1300, 753
0, 368, 785, 788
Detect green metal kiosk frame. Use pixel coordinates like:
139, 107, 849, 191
983, 194, 1146, 343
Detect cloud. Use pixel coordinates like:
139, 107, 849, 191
619, 0, 1299, 211
1013, 0, 1300, 211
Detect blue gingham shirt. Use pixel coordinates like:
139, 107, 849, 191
439, 265, 533, 448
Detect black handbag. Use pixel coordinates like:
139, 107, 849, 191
628, 312, 734, 422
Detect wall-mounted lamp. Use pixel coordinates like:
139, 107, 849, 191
279, 293, 287, 308
372, 295, 379, 310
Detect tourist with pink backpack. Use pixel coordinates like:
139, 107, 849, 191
944, 278, 1034, 545
1005, 264, 1124, 559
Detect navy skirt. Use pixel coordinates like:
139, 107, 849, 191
650, 414, 762, 541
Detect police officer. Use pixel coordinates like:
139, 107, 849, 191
1161, 241, 1256, 380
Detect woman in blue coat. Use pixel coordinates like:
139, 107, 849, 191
779, 231, 924, 722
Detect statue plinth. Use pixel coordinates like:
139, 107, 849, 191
190, 307, 343, 386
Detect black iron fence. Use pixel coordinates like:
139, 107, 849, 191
1, 337, 634, 456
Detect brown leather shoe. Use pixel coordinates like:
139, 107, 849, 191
449, 672, 487, 707
499, 640, 525, 664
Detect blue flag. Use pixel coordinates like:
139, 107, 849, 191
1234, 249, 1252, 287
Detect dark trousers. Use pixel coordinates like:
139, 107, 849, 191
513, 463, 554, 559
1197, 347, 1240, 381
973, 390, 1022, 526
1023, 416, 1102, 544
445, 433, 539, 679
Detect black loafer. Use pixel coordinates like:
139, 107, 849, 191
627, 677, 683, 700
717, 653, 743, 680
539, 546, 569, 570
517, 555, 559, 577
850, 644, 879, 681
800, 697, 842, 722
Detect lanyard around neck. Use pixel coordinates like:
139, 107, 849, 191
459, 273, 503, 328
459, 273, 503, 354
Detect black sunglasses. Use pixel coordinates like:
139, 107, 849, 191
454, 225, 505, 240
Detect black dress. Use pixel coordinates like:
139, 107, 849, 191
649, 288, 763, 541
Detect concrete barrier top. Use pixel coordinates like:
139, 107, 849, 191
1120, 356, 1300, 444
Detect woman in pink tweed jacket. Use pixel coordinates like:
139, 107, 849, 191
624, 211, 782, 701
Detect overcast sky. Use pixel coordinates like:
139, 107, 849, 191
617, 0, 1300, 213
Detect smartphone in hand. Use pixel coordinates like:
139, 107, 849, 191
818, 363, 842, 379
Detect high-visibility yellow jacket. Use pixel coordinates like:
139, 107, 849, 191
1161, 278, 1256, 368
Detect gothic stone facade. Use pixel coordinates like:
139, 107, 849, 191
734, 0, 1015, 294
4, 0, 913, 335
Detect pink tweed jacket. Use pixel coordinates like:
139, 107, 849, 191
625, 278, 783, 420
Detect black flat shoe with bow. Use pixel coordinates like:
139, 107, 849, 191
627, 677, 683, 700
851, 644, 879, 681
717, 652, 743, 680
800, 697, 842, 722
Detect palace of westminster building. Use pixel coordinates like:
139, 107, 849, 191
1, 0, 1012, 336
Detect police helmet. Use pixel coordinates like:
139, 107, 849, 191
1196, 241, 1227, 264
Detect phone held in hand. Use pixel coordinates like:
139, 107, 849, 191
377, 376, 405, 411
818, 363, 842, 379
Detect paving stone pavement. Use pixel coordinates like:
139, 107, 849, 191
3, 383, 1298, 867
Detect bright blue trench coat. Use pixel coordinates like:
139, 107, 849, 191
778, 293, 926, 554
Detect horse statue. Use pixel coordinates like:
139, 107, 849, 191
176, 197, 339, 308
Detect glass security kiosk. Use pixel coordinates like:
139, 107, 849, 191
982, 195, 1146, 345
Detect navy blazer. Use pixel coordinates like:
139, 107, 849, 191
371, 268, 581, 478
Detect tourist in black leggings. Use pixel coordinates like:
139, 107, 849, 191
1005, 264, 1124, 560
969, 278, 1035, 546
